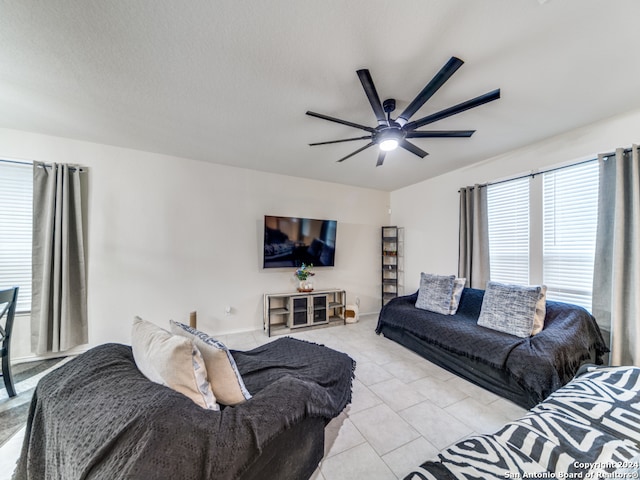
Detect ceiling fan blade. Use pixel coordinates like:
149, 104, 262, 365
306, 111, 375, 133
406, 130, 475, 138
397, 57, 464, 126
405, 89, 501, 131
357, 69, 388, 126
400, 140, 429, 158
376, 151, 386, 167
336, 142, 375, 163
309, 135, 372, 146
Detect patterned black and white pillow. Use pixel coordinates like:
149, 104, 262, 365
415, 273, 456, 315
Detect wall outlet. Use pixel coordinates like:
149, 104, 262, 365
225, 306, 232, 315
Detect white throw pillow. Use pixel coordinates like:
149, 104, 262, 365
170, 321, 252, 406
131, 316, 218, 410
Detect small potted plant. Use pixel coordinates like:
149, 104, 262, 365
294, 263, 315, 292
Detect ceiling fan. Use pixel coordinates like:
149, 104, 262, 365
306, 57, 500, 167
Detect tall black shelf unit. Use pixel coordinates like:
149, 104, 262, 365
381, 226, 403, 307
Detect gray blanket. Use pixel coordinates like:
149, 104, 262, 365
13, 337, 355, 480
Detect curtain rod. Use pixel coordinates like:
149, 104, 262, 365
484, 157, 597, 189
463, 145, 636, 191
0, 158, 85, 173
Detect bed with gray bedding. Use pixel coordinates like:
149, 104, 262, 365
13, 337, 355, 480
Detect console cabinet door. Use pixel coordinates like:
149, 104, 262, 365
311, 295, 328, 325
291, 297, 309, 327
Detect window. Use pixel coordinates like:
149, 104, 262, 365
0, 161, 32, 312
487, 160, 599, 311
542, 162, 599, 309
487, 178, 529, 285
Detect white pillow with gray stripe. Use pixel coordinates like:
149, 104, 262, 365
477, 282, 547, 338
170, 321, 252, 406
530, 285, 547, 335
415, 273, 456, 315
448, 277, 466, 315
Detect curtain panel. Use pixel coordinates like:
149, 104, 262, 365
458, 185, 490, 289
31, 162, 87, 354
592, 145, 640, 366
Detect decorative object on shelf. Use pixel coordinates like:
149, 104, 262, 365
294, 263, 315, 292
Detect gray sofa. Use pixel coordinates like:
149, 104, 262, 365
377, 288, 608, 408
13, 337, 355, 480
404, 365, 640, 479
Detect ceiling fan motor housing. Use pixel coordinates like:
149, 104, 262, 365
383, 98, 396, 113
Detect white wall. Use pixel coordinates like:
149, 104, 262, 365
0, 128, 389, 361
391, 107, 640, 293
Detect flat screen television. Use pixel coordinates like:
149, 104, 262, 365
263, 215, 337, 268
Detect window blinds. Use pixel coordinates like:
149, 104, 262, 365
0, 161, 32, 312
487, 177, 530, 285
542, 161, 599, 310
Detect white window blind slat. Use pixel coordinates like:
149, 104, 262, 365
542, 161, 599, 311
0, 161, 33, 312
487, 177, 530, 286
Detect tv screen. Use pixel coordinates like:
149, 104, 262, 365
263, 215, 337, 268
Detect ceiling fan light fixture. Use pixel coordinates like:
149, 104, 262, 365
377, 126, 402, 151
379, 138, 399, 151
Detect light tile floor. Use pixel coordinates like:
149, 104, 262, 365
0, 314, 528, 480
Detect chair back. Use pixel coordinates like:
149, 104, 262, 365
0, 287, 19, 352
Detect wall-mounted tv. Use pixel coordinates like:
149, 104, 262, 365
263, 215, 337, 268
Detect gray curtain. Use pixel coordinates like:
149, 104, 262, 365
592, 145, 640, 366
31, 162, 87, 354
458, 184, 490, 289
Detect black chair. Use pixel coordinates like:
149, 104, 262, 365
0, 286, 19, 397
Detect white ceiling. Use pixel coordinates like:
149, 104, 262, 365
1, 1, 639, 191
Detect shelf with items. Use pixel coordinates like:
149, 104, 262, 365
263, 289, 346, 337
381, 226, 404, 307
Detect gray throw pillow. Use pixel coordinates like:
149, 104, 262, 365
415, 273, 456, 315
477, 282, 546, 338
